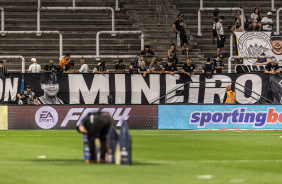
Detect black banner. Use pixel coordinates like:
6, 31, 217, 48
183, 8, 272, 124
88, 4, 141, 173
0, 74, 22, 104
23, 73, 270, 105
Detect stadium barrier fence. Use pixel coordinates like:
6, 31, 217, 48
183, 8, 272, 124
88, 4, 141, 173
0, 56, 25, 73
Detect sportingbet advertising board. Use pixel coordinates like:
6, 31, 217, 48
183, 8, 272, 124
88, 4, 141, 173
158, 105, 282, 129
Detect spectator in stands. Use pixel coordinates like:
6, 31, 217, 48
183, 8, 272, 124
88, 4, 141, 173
0, 61, 7, 76
151, 58, 165, 74
181, 57, 196, 81
172, 14, 189, 51
60, 53, 71, 69
264, 58, 280, 74
238, 7, 252, 31
129, 62, 138, 74
224, 85, 236, 104
216, 16, 225, 56
77, 58, 89, 73
93, 61, 109, 74
251, 8, 262, 32
140, 45, 155, 67
234, 59, 250, 73
261, 12, 273, 31
255, 32, 282, 65
63, 60, 75, 73
138, 60, 150, 77
38, 73, 64, 104
213, 55, 224, 74
28, 58, 41, 73
164, 60, 178, 76
211, 9, 219, 45
202, 57, 216, 79
43, 60, 57, 73
228, 13, 242, 32
114, 59, 126, 73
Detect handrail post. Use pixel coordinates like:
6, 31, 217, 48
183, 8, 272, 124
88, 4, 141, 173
110, 8, 116, 34
37, 0, 41, 35
240, 8, 245, 31
166, 14, 168, 38
230, 34, 233, 60
200, 0, 203, 9
197, 10, 202, 36
96, 32, 100, 60
73, 0, 75, 7
115, 0, 120, 11
228, 57, 232, 73
141, 32, 144, 51
21, 56, 25, 73
59, 33, 63, 57
277, 8, 282, 32
272, 0, 276, 11
0, 8, 4, 36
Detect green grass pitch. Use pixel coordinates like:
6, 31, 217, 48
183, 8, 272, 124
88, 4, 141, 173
1, 130, 282, 184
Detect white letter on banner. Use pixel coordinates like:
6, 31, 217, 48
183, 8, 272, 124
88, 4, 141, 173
69, 74, 109, 104
235, 74, 262, 104
131, 74, 160, 104
76, 108, 99, 126
61, 108, 84, 127
165, 74, 184, 103
204, 75, 232, 103
0, 79, 3, 100
188, 75, 200, 103
113, 108, 131, 127
115, 74, 126, 104
4, 78, 18, 101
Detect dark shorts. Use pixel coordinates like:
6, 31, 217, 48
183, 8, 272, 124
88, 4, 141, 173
213, 29, 217, 37
217, 35, 225, 48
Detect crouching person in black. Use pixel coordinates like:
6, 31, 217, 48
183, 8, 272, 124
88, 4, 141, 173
202, 57, 216, 79
77, 112, 113, 164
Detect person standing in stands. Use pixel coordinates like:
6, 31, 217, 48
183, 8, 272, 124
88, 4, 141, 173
202, 57, 216, 79
181, 57, 196, 81
211, 9, 219, 45
43, 60, 57, 73
93, 61, 109, 74
216, 16, 225, 56
138, 60, 150, 77
164, 60, 178, 76
76, 58, 89, 73
140, 45, 155, 67
234, 59, 250, 73
251, 8, 262, 32
151, 58, 165, 74
28, 58, 41, 73
60, 53, 71, 69
224, 85, 236, 104
213, 55, 224, 74
261, 12, 274, 31
114, 59, 125, 73
0, 61, 7, 76
172, 14, 189, 52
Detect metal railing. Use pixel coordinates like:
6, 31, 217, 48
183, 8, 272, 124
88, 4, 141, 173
0, 56, 25, 73
0, 31, 63, 58
198, 7, 244, 36
277, 8, 282, 32
272, 0, 276, 11
37, 0, 115, 32
96, 31, 144, 61
0, 8, 4, 33
228, 56, 274, 73
159, 3, 168, 37
71, 55, 139, 61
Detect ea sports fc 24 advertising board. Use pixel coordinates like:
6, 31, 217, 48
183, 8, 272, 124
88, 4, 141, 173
158, 105, 282, 129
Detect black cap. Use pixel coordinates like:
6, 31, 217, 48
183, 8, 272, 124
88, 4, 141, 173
157, 58, 163, 61
39, 73, 58, 84
207, 57, 211, 62
26, 85, 32, 89
270, 32, 282, 40
217, 54, 223, 59
69, 60, 75, 66
145, 45, 150, 48
178, 14, 183, 18
118, 59, 124, 63
0, 61, 3, 64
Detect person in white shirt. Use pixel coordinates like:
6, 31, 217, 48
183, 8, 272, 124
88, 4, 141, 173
251, 8, 262, 32
261, 12, 274, 31
27, 58, 41, 73
77, 58, 89, 73
216, 16, 225, 56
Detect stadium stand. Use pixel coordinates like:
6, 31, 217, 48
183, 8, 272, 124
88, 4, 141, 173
1, 0, 282, 72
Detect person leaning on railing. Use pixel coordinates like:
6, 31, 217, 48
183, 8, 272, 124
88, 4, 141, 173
264, 58, 280, 75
